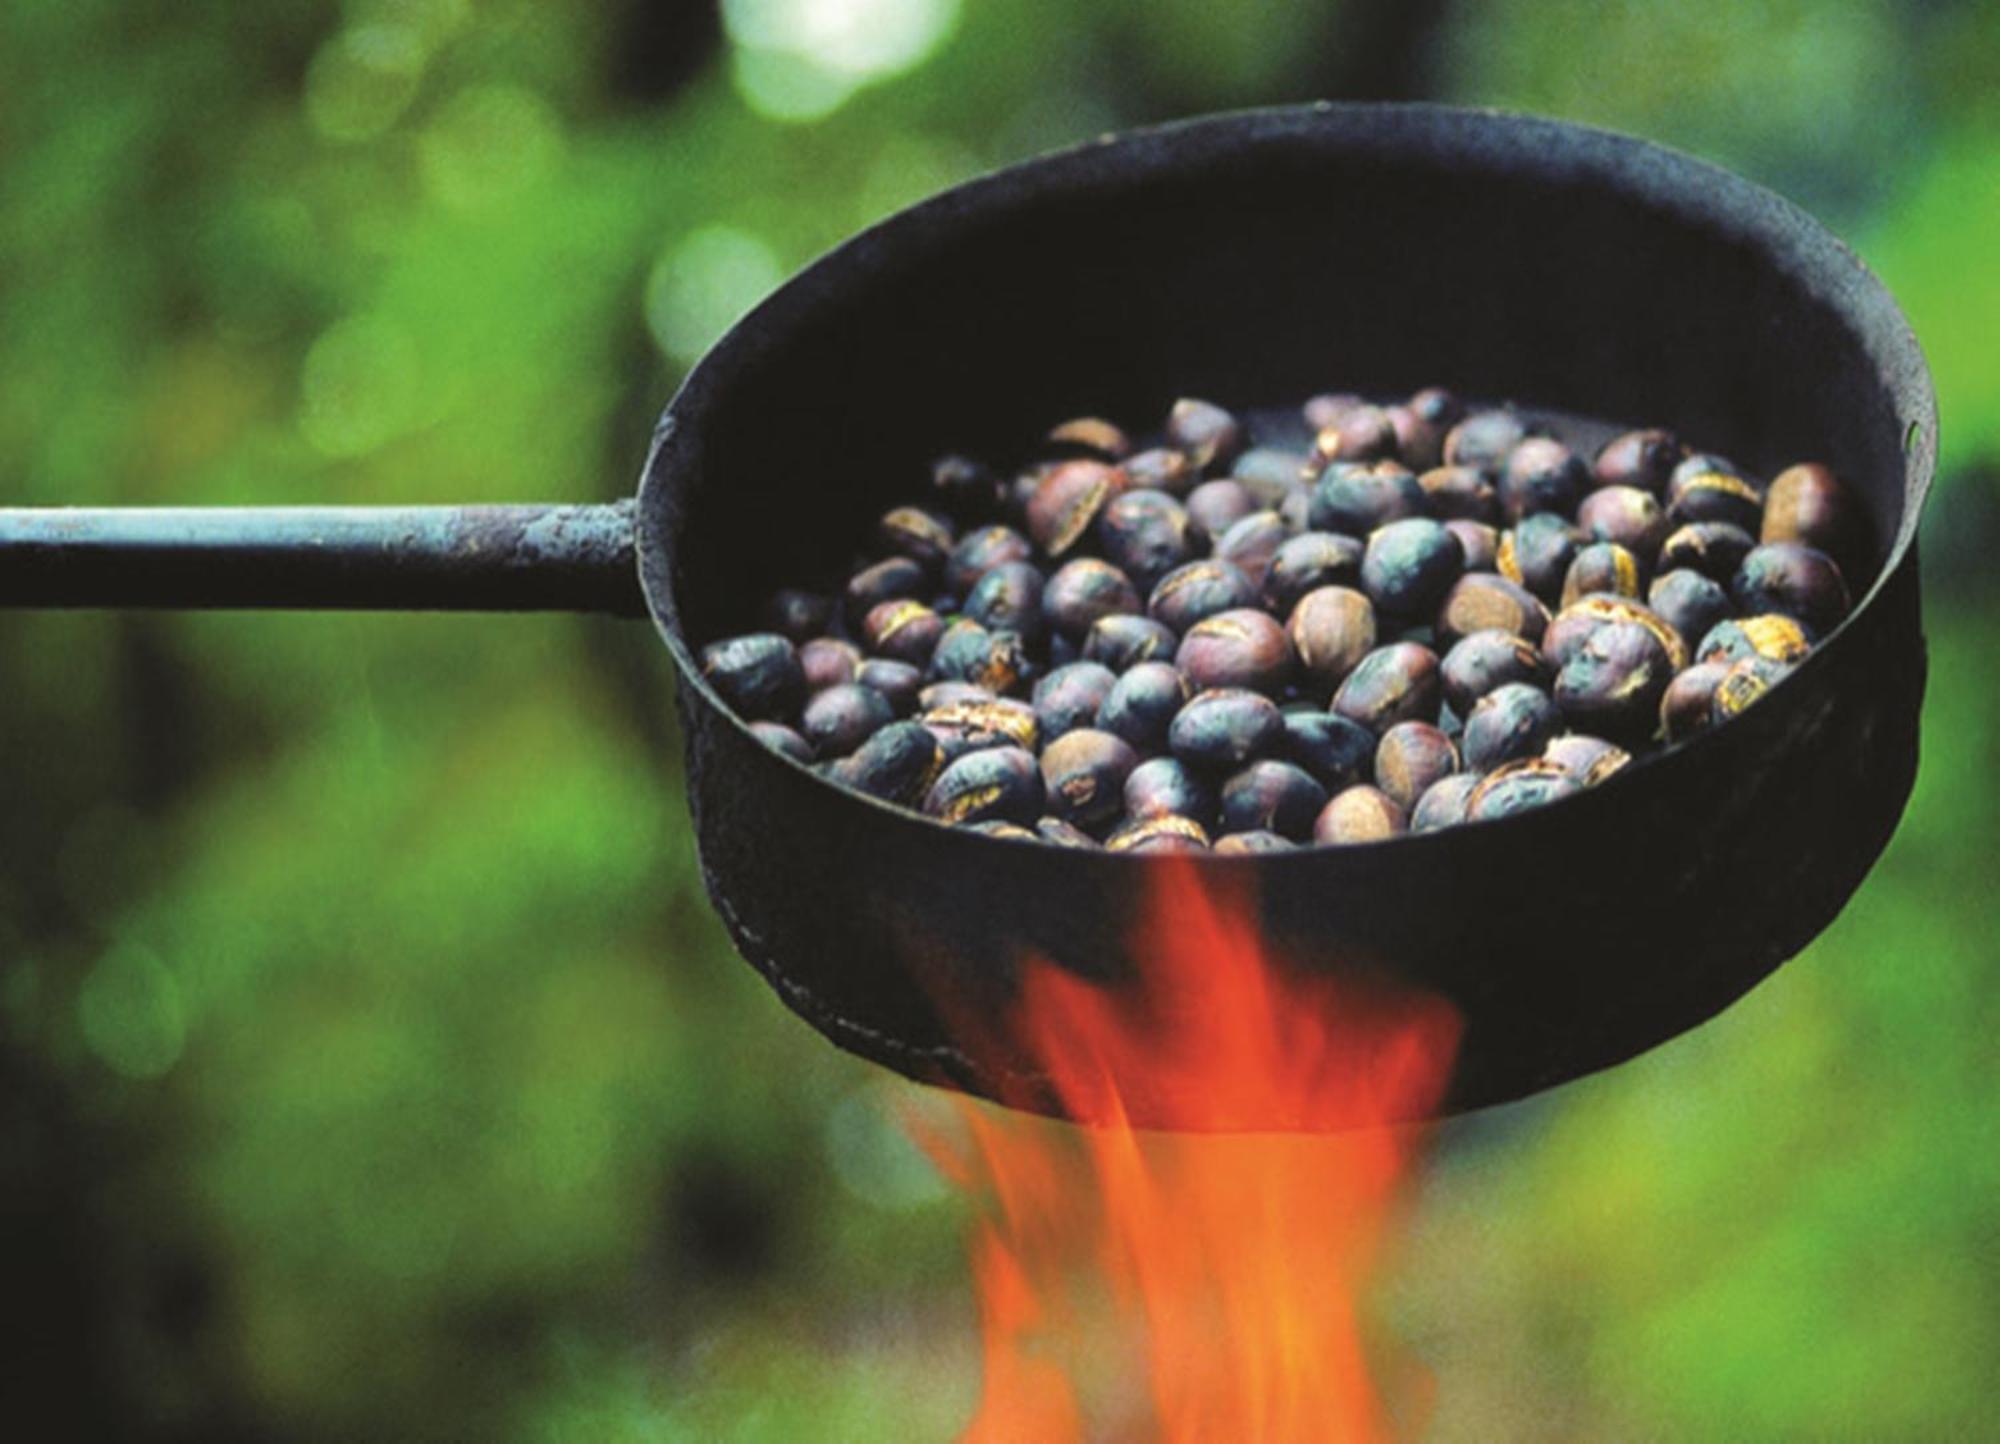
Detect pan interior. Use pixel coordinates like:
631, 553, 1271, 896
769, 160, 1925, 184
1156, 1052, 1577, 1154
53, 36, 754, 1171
657, 110, 1919, 652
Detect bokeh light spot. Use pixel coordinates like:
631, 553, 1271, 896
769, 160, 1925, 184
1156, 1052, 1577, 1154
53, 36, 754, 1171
418, 84, 562, 210
299, 312, 422, 456
78, 944, 186, 1080
305, 24, 428, 143
723, 0, 960, 121
644, 225, 784, 366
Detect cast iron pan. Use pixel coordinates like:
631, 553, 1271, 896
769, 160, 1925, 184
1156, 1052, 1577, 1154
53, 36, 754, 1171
0, 105, 1936, 1127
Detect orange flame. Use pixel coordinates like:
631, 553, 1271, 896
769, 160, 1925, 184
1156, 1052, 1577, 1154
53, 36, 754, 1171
924, 857, 1462, 1443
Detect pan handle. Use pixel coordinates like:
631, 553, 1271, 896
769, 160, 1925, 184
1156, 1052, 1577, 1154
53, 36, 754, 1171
0, 501, 646, 615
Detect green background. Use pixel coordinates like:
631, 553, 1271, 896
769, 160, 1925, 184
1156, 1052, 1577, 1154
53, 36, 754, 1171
2, 2, 1995, 1438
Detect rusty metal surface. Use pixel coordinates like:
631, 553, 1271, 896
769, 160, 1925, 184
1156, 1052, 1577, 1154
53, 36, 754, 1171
0, 502, 645, 613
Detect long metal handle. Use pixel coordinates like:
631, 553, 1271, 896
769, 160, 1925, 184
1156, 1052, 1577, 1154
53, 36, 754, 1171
0, 502, 646, 615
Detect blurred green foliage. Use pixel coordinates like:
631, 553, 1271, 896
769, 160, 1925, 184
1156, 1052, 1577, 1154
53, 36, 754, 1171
0, 2, 1994, 1439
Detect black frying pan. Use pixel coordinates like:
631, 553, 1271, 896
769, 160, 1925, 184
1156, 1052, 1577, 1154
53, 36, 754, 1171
0, 105, 1935, 1127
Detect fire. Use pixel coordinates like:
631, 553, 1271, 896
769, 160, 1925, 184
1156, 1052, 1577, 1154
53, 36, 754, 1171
920, 857, 1462, 1443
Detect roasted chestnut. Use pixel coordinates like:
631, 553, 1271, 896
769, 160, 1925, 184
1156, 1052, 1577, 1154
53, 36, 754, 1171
1330, 640, 1442, 732
925, 746, 1045, 826
1167, 688, 1286, 771
1040, 728, 1140, 829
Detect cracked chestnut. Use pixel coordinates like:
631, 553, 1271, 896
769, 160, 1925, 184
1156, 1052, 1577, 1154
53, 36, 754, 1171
1330, 641, 1442, 733
1040, 728, 1140, 829
924, 745, 1044, 827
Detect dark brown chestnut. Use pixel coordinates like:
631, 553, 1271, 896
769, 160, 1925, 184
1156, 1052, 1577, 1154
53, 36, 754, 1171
1312, 403, 1399, 463
701, 633, 806, 721
1763, 461, 1864, 571
1124, 446, 1198, 498
800, 635, 863, 691
845, 556, 927, 628
1647, 570, 1733, 651
926, 619, 1031, 694
1437, 572, 1550, 647
1177, 607, 1296, 693
1541, 733, 1631, 784
1667, 456, 1762, 531
1026, 459, 1126, 557
1330, 641, 1442, 733
1553, 621, 1674, 742
1034, 816, 1099, 848
862, 601, 946, 666
1213, 830, 1297, 855
1577, 484, 1669, 558
1418, 465, 1502, 522
1166, 397, 1244, 472
1167, 688, 1286, 771
963, 561, 1046, 645
1390, 386, 1464, 470
1411, 772, 1481, 832
1696, 614, 1812, 666
750, 720, 814, 764
1560, 543, 1645, 608
834, 719, 945, 806
1124, 755, 1218, 827
1497, 512, 1584, 604
1286, 586, 1377, 693
1095, 660, 1189, 752
1032, 662, 1119, 742
1444, 519, 1500, 573
1184, 478, 1257, 541
1095, 488, 1195, 589
1593, 428, 1682, 493
1045, 416, 1131, 460
1219, 760, 1329, 840
1264, 532, 1365, 613
924, 746, 1045, 827
1710, 654, 1795, 724
1731, 542, 1851, 636
1105, 814, 1211, 853
1656, 521, 1757, 582
1214, 510, 1290, 589
1310, 462, 1426, 536
1040, 728, 1140, 829
1043, 558, 1142, 642
1543, 595, 1689, 672
802, 682, 895, 757
1460, 681, 1562, 773
1465, 759, 1581, 819
1500, 438, 1588, 521
1660, 661, 1730, 742
944, 524, 1034, 598
855, 658, 923, 715
1373, 721, 1460, 809
1313, 785, 1408, 843
1082, 613, 1178, 671
1362, 517, 1466, 618
877, 506, 954, 576
1442, 408, 1527, 470
1149, 558, 1257, 632
1279, 709, 1378, 790
1440, 629, 1550, 715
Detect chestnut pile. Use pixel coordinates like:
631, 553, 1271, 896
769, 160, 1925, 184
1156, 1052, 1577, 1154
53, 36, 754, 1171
698, 391, 1863, 851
